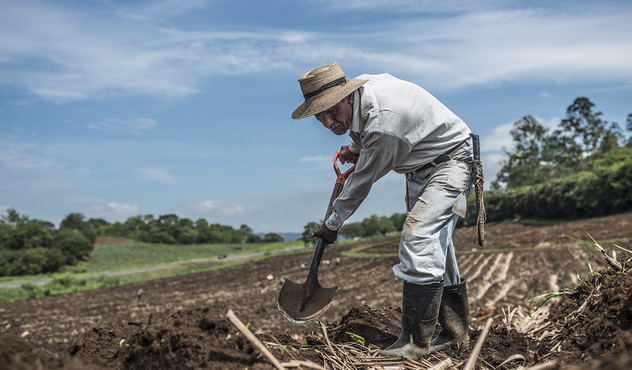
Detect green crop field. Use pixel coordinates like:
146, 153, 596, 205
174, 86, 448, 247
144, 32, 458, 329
0, 238, 308, 303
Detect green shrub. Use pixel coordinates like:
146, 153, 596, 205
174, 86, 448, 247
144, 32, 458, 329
483, 147, 632, 221
54, 229, 94, 264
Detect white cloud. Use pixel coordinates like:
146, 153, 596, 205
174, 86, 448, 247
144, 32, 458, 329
81, 202, 139, 221
0, 142, 58, 170
2, 2, 630, 102
222, 205, 245, 216
134, 167, 181, 184
316, 0, 487, 13
300, 156, 329, 163
481, 153, 505, 190
30, 88, 87, 101
481, 123, 514, 153
108, 202, 139, 215
66, 196, 103, 203
88, 118, 157, 135
188, 200, 221, 214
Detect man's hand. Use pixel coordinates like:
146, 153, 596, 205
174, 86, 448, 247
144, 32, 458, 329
312, 223, 338, 244
339, 145, 359, 164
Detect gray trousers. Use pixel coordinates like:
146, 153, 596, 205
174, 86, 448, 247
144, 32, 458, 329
393, 139, 473, 286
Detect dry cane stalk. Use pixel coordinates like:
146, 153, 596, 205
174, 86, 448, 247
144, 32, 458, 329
464, 317, 493, 370
226, 309, 286, 370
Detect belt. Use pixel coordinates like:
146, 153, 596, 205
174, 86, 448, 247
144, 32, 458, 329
418, 138, 469, 172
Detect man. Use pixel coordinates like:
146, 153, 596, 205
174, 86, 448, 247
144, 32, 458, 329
292, 62, 474, 360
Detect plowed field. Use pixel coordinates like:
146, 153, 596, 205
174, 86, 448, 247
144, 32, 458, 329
1, 213, 631, 369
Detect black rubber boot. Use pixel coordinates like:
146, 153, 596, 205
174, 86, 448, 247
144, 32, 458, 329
380, 281, 444, 360
429, 278, 470, 354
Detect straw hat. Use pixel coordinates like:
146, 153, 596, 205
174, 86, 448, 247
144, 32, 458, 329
292, 62, 367, 119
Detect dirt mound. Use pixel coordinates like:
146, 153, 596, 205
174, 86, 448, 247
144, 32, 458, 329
546, 266, 632, 367
68, 303, 286, 369
327, 305, 400, 348
0, 335, 102, 370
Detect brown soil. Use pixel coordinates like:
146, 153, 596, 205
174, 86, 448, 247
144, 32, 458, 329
1, 213, 631, 369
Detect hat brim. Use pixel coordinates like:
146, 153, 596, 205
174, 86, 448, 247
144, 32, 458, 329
292, 78, 368, 120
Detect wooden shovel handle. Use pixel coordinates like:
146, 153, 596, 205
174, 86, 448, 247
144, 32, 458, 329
324, 151, 357, 221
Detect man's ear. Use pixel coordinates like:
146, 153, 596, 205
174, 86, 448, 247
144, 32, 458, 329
346, 92, 355, 104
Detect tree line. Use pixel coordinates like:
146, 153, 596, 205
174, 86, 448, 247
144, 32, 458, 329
0, 209, 95, 276
301, 213, 407, 243
479, 97, 632, 222
99, 214, 283, 245
0, 210, 282, 277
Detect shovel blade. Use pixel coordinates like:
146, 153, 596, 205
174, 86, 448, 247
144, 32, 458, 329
277, 278, 337, 323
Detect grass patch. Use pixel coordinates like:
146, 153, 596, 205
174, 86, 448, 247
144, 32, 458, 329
0, 240, 308, 304
67, 239, 305, 274
0, 275, 123, 302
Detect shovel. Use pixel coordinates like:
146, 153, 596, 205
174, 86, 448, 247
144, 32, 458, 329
277, 151, 357, 323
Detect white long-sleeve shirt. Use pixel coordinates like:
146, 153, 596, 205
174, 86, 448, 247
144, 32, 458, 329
325, 73, 471, 230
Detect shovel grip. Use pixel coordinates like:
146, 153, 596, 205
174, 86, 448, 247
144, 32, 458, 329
324, 151, 357, 222
324, 182, 344, 222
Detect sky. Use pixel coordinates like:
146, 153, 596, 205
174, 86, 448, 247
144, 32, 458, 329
1, 0, 631, 235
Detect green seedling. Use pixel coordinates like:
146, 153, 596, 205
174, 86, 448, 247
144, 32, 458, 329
528, 290, 571, 311
566, 233, 632, 273
119, 339, 125, 347
346, 332, 365, 346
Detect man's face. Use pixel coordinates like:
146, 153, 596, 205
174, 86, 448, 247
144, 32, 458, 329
314, 94, 354, 136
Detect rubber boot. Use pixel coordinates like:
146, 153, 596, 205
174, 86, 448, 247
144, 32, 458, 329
429, 278, 470, 354
380, 281, 444, 360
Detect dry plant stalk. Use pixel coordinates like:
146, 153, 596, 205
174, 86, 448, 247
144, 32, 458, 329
464, 317, 493, 370
225, 309, 286, 370
316, 322, 456, 370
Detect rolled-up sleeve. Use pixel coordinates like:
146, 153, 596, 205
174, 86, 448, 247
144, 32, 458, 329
325, 130, 411, 230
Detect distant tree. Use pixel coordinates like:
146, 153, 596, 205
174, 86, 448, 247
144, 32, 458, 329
3, 223, 53, 250
98, 221, 126, 237
87, 218, 109, 229
147, 231, 176, 245
240, 224, 256, 243
123, 216, 145, 240
626, 113, 632, 147
594, 122, 623, 157
361, 215, 395, 237
60, 213, 87, 230
302, 222, 320, 244
493, 115, 549, 190
14, 247, 65, 275
1, 208, 28, 228
493, 97, 624, 191
541, 132, 583, 173
177, 226, 198, 244
60, 212, 96, 243
195, 218, 212, 244
263, 232, 284, 243
54, 229, 93, 264
246, 233, 262, 243
339, 222, 363, 239
557, 96, 611, 157
389, 213, 407, 231
178, 218, 195, 229
29, 219, 56, 230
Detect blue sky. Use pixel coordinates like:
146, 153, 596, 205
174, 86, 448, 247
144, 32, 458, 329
1, 0, 631, 234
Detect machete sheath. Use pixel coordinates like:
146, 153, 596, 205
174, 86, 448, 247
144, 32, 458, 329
470, 133, 486, 247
